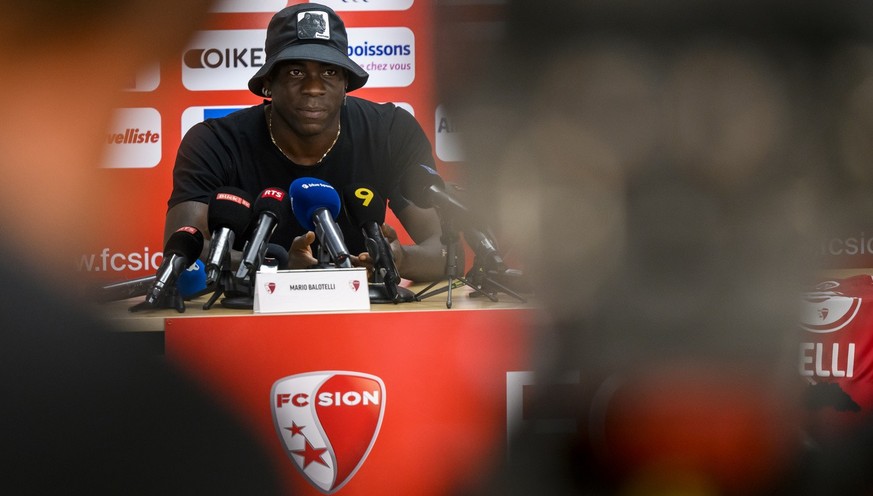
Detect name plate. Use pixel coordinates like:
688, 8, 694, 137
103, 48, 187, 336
253, 268, 370, 314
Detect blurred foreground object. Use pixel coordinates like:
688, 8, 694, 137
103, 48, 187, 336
437, 0, 873, 494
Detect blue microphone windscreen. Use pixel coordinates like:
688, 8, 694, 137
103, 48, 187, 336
288, 177, 342, 232
177, 259, 207, 298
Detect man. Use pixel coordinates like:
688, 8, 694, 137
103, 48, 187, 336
0, 0, 280, 493
165, 3, 449, 282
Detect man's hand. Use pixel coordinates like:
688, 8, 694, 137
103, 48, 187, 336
288, 231, 318, 269
381, 223, 404, 273
354, 223, 403, 281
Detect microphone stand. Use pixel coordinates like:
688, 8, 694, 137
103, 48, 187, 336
203, 267, 236, 310
465, 258, 527, 303
220, 272, 254, 309
129, 286, 186, 313
369, 271, 417, 304
363, 236, 417, 304
220, 247, 266, 310
416, 215, 497, 308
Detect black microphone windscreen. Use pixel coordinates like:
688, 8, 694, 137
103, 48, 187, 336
401, 164, 444, 209
253, 188, 290, 218
249, 187, 293, 249
343, 184, 387, 227
207, 187, 253, 234
233, 221, 253, 252
165, 226, 204, 261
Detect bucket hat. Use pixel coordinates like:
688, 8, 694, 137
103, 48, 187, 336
248, 3, 369, 96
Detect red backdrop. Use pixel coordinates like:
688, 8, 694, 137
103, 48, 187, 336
87, 0, 470, 283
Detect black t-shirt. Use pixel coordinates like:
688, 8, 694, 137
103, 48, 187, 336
168, 97, 437, 253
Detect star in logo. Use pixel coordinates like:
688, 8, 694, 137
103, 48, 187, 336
284, 422, 304, 437
291, 438, 330, 469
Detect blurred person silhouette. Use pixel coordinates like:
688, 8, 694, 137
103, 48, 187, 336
0, 1, 281, 493
437, 0, 873, 494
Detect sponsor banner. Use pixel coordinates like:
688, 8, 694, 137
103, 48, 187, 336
181, 105, 251, 137
183, 104, 408, 138
320, 0, 414, 11
182, 30, 267, 91
348, 27, 415, 88
211, 0, 288, 13
78, 247, 164, 274
435, 104, 464, 162
181, 26, 419, 92
818, 231, 873, 269
101, 108, 162, 169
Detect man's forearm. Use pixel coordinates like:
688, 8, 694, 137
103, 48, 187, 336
397, 240, 458, 283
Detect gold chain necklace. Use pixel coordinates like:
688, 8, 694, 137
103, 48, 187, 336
268, 105, 340, 165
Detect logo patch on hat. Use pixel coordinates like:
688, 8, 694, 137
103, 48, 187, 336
272, 371, 385, 493
297, 11, 330, 40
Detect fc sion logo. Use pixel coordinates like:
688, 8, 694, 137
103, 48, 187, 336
801, 292, 862, 333
272, 371, 386, 493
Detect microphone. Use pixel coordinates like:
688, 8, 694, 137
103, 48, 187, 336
402, 162, 497, 253
141, 226, 204, 308
205, 187, 252, 285
402, 164, 528, 304
97, 259, 206, 302
401, 163, 471, 220
265, 243, 290, 270
463, 227, 506, 273
289, 177, 352, 269
95, 275, 156, 303
177, 259, 208, 298
342, 184, 400, 299
402, 163, 502, 258
236, 187, 291, 280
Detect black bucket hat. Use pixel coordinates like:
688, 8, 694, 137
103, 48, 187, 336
247, 3, 369, 96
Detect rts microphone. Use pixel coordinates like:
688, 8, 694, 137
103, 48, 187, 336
289, 177, 352, 268
205, 187, 252, 285
343, 184, 401, 298
142, 226, 204, 307
236, 187, 290, 280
